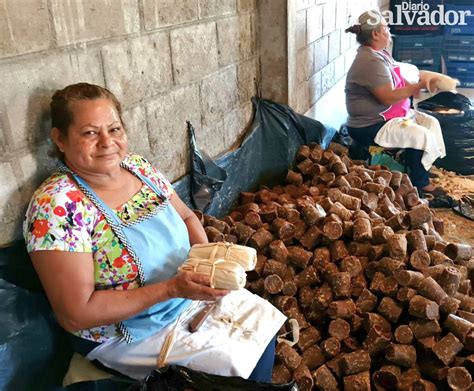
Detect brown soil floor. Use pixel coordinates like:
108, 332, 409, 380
433, 208, 474, 247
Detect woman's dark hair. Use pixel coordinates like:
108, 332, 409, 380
345, 24, 379, 46
50, 83, 123, 136
345, 10, 385, 46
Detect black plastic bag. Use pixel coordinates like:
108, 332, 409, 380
188, 121, 228, 212
176, 97, 335, 217
417, 91, 472, 121
418, 92, 474, 175
129, 365, 296, 391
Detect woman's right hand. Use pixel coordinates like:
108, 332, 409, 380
166, 271, 230, 301
409, 80, 424, 98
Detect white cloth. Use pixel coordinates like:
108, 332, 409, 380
86, 289, 286, 380
397, 62, 420, 84
374, 109, 446, 171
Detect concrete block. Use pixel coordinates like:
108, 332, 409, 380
309, 71, 322, 106
296, 0, 316, 11
306, 5, 323, 44
198, 120, 225, 158
237, 57, 258, 103
170, 22, 219, 85
0, 109, 6, 154
328, 29, 341, 62
0, 162, 22, 246
198, 0, 236, 19
258, 0, 288, 104
309, 77, 347, 129
50, 0, 139, 46
18, 146, 53, 188
321, 61, 335, 93
340, 27, 352, 53
1, 49, 103, 150
146, 83, 201, 181
200, 65, 238, 127
314, 35, 329, 73
296, 81, 309, 114
217, 14, 256, 66
0, 0, 53, 58
122, 104, 152, 159
237, 0, 256, 12
322, 0, 336, 36
296, 44, 314, 85
334, 54, 346, 81
296, 10, 306, 50
347, 0, 372, 25
142, 0, 198, 30
223, 104, 249, 149
102, 32, 173, 106
17, 144, 55, 204
335, 0, 348, 29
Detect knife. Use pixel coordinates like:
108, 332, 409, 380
188, 301, 217, 333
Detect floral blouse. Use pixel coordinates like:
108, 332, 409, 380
23, 154, 174, 342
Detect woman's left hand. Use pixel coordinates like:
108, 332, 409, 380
166, 271, 230, 301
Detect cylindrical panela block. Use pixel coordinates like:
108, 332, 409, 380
353, 218, 372, 242
408, 295, 439, 320
313, 364, 338, 390
276, 342, 302, 370
356, 288, 378, 314
321, 337, 341, 358
385, 344, 417, 368
362, 324, 392, 356
287, 246, 313, 269
409, 249, 431, 271
418, 277, 448, 304
394, 325, 413, 344
409, 319, 441, 340
387, 233, 407, 259
343, 371, 371, 391
327, 299, 356, 320
447, 367, 472, 391
444, 314, 473, 342
340, 350, 371, 375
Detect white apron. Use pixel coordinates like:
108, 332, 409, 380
87, 288, 286, 380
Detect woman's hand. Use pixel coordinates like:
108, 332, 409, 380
372, 80, 424, 106
166, 271, 230, 301
410, 80, 424, 98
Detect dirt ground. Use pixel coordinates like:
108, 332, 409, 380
433, 208, 474, 247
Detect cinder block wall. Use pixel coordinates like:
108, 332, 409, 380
293, 0, 390, 114
0, 0, 258, 246
258, 0, 389, 127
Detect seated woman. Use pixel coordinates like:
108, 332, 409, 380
345, 10, 446, 196
23, 83, 285, 382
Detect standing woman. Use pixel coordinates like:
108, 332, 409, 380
23, 83, 285, 382
345, 10, 446, 195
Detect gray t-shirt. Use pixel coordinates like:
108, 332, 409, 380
345, 46, 395, 128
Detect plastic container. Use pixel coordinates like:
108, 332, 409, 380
392, 35, 443, 69
443, 35, 474, 62
446, 62, 474, 87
